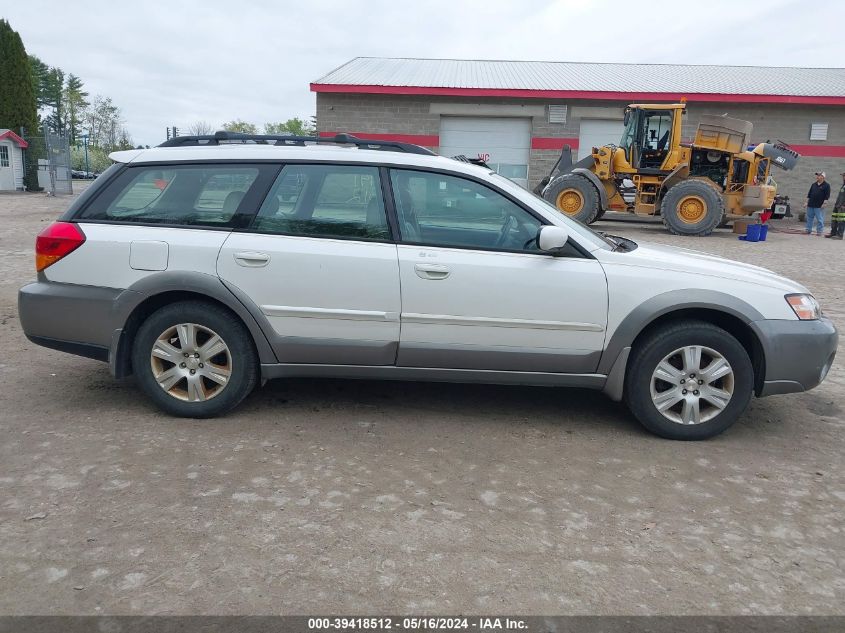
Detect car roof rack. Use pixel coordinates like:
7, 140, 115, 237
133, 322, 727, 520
158, 131, 436, 155
451, 154, 491, 169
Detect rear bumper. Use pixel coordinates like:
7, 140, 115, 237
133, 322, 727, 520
752, 317, 838, 396
18, 280, 124, 365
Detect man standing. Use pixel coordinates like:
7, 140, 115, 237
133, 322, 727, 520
805, 171, 831, 236
826, 172, 845, 240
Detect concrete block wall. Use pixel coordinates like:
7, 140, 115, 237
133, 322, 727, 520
316, 94, 440, 143
316, 93, 845, 202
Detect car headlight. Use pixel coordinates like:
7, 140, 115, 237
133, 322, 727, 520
786, 294, 821, 320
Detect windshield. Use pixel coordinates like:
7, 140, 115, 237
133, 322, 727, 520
487, 172, 614, 251
620, 110, 637, 151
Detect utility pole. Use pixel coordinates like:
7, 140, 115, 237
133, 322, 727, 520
80, 132, 90, 176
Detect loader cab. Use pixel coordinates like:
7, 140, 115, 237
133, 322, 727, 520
619, 105, 683, 171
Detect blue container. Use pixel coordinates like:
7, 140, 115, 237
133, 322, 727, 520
745, 224, 761, 242
759, 224, 769, 241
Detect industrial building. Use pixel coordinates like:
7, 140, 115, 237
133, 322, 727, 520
312, 58, 845, 198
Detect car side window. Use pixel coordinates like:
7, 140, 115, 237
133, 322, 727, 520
79, 165, 260, 226
389, 169, 542, 252
252, 165, 389, 241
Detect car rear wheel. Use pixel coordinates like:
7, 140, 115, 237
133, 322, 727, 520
132, 301, 258, 417
624, 320, 753, 440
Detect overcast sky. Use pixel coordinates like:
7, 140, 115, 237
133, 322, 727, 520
4, 0, 844, 146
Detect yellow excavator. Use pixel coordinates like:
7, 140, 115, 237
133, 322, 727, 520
534, 103, 800, 236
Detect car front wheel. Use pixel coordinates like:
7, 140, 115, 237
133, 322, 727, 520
624, 320, 753, 440
132, 301, 258, 418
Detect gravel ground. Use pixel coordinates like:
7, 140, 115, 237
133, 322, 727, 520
0, 186, 843, 615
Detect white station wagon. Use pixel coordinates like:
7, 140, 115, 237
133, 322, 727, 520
18, 133, 837, 439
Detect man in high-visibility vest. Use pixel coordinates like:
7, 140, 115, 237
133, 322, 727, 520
826, 172, 845, 240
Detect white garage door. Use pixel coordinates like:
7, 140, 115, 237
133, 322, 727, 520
439, 117, 531, 188
578, 119, 624, 160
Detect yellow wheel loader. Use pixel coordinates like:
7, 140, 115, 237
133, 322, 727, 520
535, 103, 800, 236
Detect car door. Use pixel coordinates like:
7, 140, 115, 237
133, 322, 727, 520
389, 168, 608, 374
217, 163, 401, 365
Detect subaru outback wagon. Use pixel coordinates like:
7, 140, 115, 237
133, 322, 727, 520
18, 133, 837, 440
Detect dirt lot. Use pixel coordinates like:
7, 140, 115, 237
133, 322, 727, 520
0, 186, 843, 615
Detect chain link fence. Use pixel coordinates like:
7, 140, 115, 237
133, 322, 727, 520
23, 130, 73, 195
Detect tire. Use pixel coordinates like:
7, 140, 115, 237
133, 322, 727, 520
623, 320, 753, 440
131, 301, 258, 418
660, 180, 725, 236
544, 174, 601, 224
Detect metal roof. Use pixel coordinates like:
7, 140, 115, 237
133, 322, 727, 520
312, 57, 845, 101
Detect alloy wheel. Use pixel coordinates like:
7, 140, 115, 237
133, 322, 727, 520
149, 323, 232, 402
649, 345, 734, 425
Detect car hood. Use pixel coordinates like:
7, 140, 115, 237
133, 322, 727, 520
598, 241, 809, 293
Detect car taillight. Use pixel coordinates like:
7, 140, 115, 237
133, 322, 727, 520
35, 222, 86, 272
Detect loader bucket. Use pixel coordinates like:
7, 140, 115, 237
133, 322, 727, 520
533, 144, 575, 194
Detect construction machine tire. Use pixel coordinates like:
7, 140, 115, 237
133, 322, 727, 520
545, 174, 601, 224
661, 180, 725, 236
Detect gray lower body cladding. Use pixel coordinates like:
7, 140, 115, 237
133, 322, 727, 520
751, 317, 838, 396
18, 280, 839, 399
260, 363, 606, 389
19, 276, 278, 378
18, 281, 125, 360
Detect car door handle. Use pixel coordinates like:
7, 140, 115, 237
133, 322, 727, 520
234, 251, 271, 267
414, 263, 450, 280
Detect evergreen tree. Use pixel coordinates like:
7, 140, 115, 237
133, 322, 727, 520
28, 55, 64, 133
63, 74, 88, 144
0, 19, 40, 190
28, 54, 49, 109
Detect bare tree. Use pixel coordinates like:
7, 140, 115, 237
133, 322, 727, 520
83, 96, 120, 149
188, 121, 215, 135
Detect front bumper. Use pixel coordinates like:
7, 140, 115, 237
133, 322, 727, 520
18, 280, 125, 363
751, 316, 838, 396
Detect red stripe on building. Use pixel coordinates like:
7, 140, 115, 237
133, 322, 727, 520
531, 137, 580, 150
319, 131, 439, 146
311, 83, 845, 106
314, 132, 845, 158
789, 144, 845, 158
0, 130, 28, 148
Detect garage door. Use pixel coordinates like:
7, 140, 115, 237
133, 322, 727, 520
439, 117, 531, 188
578, 119, 624, 160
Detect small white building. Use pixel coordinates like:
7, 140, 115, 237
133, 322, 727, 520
0, 129, 28, 191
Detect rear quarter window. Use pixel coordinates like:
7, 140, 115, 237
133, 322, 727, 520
77, 164, 267, 227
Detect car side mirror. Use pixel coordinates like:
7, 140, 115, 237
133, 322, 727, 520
537, 226, 569, 254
